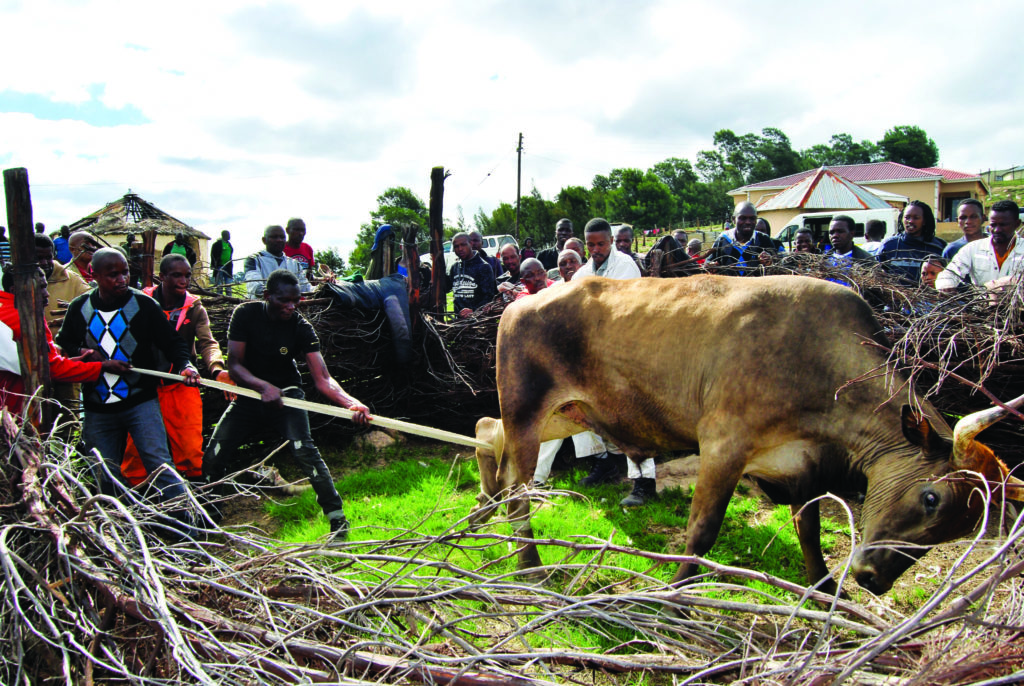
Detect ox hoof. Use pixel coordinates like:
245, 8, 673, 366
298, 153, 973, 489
467, 501, 499, 529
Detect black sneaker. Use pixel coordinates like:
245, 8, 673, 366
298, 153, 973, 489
579, 453, 621, 487
328, 516, 350, 540
620, 477, 657, 507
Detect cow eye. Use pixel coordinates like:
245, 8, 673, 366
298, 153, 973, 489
922, 490, 940, 511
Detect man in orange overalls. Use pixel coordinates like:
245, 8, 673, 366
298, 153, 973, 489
121, 254, 232, 485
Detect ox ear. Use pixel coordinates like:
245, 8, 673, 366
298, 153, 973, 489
901, 405, 948, 456
996, 467, 1024, 503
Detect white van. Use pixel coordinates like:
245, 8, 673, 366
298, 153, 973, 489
419, 234, 518, 271
773, 208, 898, 249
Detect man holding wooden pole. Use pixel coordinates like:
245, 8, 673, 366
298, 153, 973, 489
55, 248, 200, 505
202, 268, 370, 538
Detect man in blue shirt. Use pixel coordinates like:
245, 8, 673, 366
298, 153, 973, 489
876, 201, 945, 284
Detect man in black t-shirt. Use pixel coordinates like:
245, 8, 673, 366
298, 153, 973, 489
536, 218, 573, 271
202, 269, 370, 537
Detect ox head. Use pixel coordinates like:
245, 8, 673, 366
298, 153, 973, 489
852, 398, 1024, 594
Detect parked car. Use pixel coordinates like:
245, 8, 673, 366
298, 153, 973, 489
774, 208, 899, 250
419, 234, 518, 271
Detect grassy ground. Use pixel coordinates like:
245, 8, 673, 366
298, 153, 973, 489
259, 441, 845, 599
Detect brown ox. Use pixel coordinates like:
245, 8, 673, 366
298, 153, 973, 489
471, 275, 1024, 594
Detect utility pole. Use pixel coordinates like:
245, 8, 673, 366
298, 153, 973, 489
514, 133, 523, 240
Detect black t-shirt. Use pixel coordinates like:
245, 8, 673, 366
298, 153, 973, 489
228, 301, 320, 389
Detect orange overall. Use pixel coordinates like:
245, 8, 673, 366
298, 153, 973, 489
121, 289, 208, 485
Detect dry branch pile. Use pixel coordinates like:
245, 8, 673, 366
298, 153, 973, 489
4, 411, 1024, 684
765, 256, 1024, 463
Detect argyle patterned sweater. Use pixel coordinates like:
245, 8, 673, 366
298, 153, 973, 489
56, 289, 193, 413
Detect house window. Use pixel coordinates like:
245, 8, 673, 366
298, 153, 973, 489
942, 194, 969, 222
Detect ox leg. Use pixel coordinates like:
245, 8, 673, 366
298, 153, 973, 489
469, 418, 507, 527
503, 425, 544, 574
792, 502, 838, 595
673, 439, 747, 584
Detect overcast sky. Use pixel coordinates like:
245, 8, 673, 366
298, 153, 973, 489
2, 0, 1021, 261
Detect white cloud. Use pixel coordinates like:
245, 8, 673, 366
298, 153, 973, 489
3, 0, 1022, 262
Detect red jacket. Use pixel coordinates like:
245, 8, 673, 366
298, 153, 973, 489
0, 291, 102, 412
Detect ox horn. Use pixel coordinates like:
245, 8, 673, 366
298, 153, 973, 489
952, 393, 1024, 466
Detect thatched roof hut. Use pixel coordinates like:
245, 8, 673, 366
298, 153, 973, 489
67, 192, 211, 279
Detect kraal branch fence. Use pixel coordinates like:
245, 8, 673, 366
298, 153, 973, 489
6, 261, 1023, 683
2, 410, 1024, 684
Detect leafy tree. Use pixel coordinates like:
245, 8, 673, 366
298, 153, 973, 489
348, 186, 428, 271
474, 202, 516, 237
553, 186, 593, 238
604, 168, 676, 230
800, 134, 881, 168
695, 149, 734, 184
878, 125, 939, 168
703, 128, 802, 185
651, 157, 704, 223
517, 188, 556, 245
749, 127, 802, 183
314, 247, 346, 274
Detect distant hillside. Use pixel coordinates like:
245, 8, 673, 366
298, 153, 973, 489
988, 180, 1024, 207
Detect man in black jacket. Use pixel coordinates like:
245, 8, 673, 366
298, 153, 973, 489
446, 232, 497, 317
536, 218, 574, 271
825, 215, 875, 265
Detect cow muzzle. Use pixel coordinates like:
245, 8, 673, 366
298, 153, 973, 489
850, 544, 920, 595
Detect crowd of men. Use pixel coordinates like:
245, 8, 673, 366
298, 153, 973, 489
0, 196, 1019, 537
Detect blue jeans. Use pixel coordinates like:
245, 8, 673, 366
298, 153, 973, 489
213, 267, 232, 287
203, 388, 345, 522
83, 397, 186, 503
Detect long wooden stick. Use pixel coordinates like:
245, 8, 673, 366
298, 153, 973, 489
133, 368, 491, 450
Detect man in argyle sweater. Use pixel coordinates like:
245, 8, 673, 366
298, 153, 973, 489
56, 249, 200, 504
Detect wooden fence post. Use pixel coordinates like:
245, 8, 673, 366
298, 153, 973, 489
428, 166, 450, 313
403, 224, 421, 312
141, 228, 156, 288
3, 167, 52, 430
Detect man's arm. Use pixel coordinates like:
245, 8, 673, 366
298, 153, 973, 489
306, 350, 370, 425
192, 305, 231, 384
226, 339, 282, 405
935, 249, 972, 292
144, 298, 200, 385
54, 296, 86, 357
243, 255, 265, 299
476, 261, 498, 302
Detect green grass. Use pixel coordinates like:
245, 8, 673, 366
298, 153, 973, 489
264, 444, 847, 593
258, 444, 852, 659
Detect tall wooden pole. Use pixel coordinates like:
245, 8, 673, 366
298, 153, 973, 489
403, 223, 421, 313
514, 133, 523, 240
428, 166, 449, 313
3, 167, 52, 430
141, 228, 157, 288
